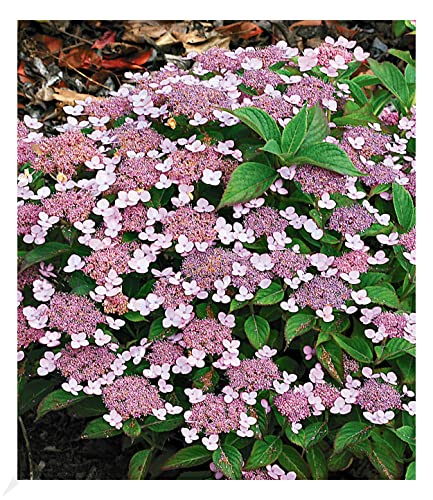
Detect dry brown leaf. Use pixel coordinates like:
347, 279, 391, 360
289, 20, 323, 30
215, 21, 263, 40
155, 32, 179, 46
171, 30, 208, 44
35, 87, 55, 102
123, 23, 167, 43
183, 36, 231, 54
51, 87, 103, 105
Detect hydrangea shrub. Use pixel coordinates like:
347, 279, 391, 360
17, 35, 416, 480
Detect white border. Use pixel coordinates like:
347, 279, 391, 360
2, 2, 429, 498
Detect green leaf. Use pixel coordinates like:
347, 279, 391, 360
229, 298, 247, 312
229, 107, 281, 143
261, 139, 282, 155
123, 418, 142, 439
320, 314, 351, 335
142, 414, 184, 433
284, 312, 316, 346
244, 436, 283, 470
366, 438, 401, 479
369, 59, 411, 110
393, 20, 408, 38
302, 104, 329, 148
320, 233, 341, 245
395, 354, 415, 385
212, 444, 243, 480
332, 332, 373, 363
336, 61, 361, 80
285, 422, 328, 450
365, 283, 400, 309
67, 397, 107, 418
388, 49, 415, 67
328, 450, 353, 472
69, 272, 95, 296
81, 417, 122, 439
128, 449, 152, 479
392, 182, 415, 230
148, 317, 173, 340
370, 88, 393, 115
21, 242, 72, 270
253, 281, 284, 306
278, 445, 311, 480
353, 74, 381, 87
293, 142, 365, 177
316, 341, 344, 384
406, 461, 416, 480
217, 162, 278, 208
393, 426, 416, 447
359, 271, 386, 287
378, 338, 416, 361
281, 104, 308, 156
244, 315, 270, 350
334, 422, 373, 452
339, 80, 367, 106
36, 389, 89, 421
306, 446, 328, 480
162, 445, 212, 470
333, 103, 379, 126
18, 378, 58, 415
124, 311, 147, 322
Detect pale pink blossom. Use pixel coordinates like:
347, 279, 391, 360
318, 192, 336, 209
64, 254, 85, 273
241, 57, 263, 70
363, 410, 394, 424
345, 234, 367, 251
39, 330, 61, 347
377, 232, 399, 246
189, 113, 208, 126
340, 270, 361, 284
241, 391, 257, 405
291, 422, 303, 434
367, 250, 389, 265
71, 332, 89, 349
280, 298, 299, 313
403, 385, 415, 398
316, 305, 334, 323
103, 409, 123, 429
380, 371, 398, 385
181, 427, 199, 444
218, 312, 235, 328
256, 345, 277, 359
330, 397, 352, 415
37, 351, 61, 376
351, 289, 371, 305
172, 356, 193, 375
403, 401, 416, 415
187, 349, 206, 368
303, 345, 315, 361
354, 46, 370, 61
202, 168, 222, 186
61, 378, 83, 396
202, 434, 219, 451
235, 286, 254, 302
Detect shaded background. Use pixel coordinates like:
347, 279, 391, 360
17, 19, 415, 480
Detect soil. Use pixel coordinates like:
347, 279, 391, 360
18, 410, 136, 480
17, 19, 414, 480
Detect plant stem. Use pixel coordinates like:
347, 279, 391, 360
18, 416, 34, 480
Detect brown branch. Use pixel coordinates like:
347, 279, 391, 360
18, 416, 34, 480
